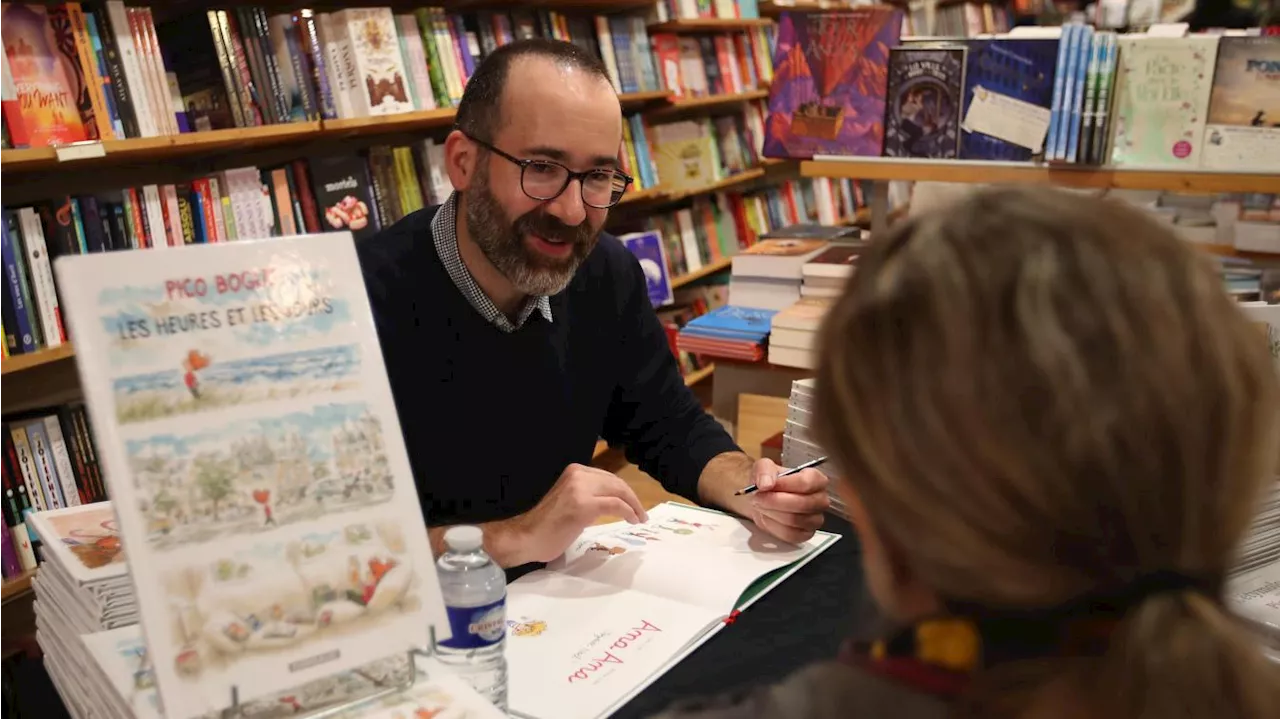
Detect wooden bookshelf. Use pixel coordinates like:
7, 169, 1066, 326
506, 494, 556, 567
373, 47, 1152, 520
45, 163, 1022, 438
618, 90, 674, 111
649, 18, 774, 32
0, 91, 698, 176
664, 166, 770, 203
322, 108, 455, 136
1, 569, 35, 603
672, 257, 733, 289
801, 158, 1280, 194
1, 122, 324, 173
646, 88, 771, 121
1, 343, 76, 376
616, 185, 669, 206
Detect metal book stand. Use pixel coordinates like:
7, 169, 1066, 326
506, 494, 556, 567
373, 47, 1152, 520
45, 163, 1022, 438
219, 637, 439, 719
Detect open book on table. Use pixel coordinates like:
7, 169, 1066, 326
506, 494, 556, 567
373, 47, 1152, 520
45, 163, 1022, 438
505, 502, 841, 719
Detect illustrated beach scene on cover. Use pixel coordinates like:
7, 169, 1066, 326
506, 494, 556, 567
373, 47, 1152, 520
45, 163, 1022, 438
126, 402, 395, 548
113, 343, 363, 424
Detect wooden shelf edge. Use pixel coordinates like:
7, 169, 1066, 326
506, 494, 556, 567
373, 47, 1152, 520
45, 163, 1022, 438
1, 568, 36, 603
649, 18, 774, 32
800, 158, 1280, 194
684, 363, 716, 386
647, 89, 770, 119
664, 166, 769, 202
1, 343, 76, 376
672, 257, 733, 289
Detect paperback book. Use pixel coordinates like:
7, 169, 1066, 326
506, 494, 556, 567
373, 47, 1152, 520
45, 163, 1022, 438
53, 232, 449, 718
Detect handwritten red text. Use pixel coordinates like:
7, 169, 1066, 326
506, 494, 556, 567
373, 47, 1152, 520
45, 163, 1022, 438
567, 620, 661, 684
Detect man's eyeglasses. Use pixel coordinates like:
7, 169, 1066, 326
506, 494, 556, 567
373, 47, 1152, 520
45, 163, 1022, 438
464, 133, 633, 209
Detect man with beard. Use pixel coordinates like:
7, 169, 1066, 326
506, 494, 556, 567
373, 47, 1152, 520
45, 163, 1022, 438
357, 39, 830, 569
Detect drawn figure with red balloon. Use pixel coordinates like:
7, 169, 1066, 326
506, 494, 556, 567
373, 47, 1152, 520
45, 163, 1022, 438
182, 349, 212, 400
253, 489, 276, 527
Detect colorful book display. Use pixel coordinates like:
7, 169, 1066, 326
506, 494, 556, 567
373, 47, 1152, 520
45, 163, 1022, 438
763, 8, 903, 159
53, 232, 450, 718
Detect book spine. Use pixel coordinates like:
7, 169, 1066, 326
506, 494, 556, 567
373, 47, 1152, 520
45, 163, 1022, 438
17, 208, 64, 345
22, 420, 65, 509
10, 425, 49, 512
1, 516, 21, 577
41, 416, 81, 508
0, 216, 36, 353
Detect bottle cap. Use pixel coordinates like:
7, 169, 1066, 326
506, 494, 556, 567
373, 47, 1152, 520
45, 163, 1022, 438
444, 525, 483, 552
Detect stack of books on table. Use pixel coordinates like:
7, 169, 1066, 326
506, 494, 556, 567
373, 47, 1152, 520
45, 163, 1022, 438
676, 305, 775, 363
1228, 477, 1280, 664
767, 298, 830, 369
781, 379, 848, 521
67, 624, 499, 718
766, 241, 870, 369
728, 224, 861, 311
26, 503, 138, 706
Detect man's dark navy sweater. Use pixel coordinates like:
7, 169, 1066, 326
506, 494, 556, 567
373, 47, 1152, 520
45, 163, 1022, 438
357, 205, 740, 527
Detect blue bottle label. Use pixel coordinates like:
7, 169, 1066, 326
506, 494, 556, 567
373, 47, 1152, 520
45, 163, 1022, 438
440, 596, 506, 649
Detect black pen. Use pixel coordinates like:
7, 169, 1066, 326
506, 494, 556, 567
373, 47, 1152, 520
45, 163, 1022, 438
735, 456, 829, 495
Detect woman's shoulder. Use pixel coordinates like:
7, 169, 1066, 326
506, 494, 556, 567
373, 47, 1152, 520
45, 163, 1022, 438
648, 661, 950, 719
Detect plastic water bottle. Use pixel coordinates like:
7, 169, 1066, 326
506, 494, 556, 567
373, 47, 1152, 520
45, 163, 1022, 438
434, 526, 508, 711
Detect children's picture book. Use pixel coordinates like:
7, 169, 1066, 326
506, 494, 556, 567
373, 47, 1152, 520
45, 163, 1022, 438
54, 232, 449, 719
1201, 36, 1280, 172
763, 8, 903, 159
26, 502, 127, 586
883, 47, 966, 159
1110, 35, 1219, 167
504, 502, 840, 719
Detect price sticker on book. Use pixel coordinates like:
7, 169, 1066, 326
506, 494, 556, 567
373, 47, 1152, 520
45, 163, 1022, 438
54, 141, 106, 163
961, 86, 1053, 154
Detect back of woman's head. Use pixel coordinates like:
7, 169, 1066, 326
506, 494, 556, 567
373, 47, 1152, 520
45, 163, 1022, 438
814, 185, 1280, 718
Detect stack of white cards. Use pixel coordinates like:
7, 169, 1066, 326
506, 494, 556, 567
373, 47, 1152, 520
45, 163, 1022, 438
26, 502, 138, 709
781, 378, 847, 520
1229, 479, 1280, 664
65, 624, 501, 719
1235, 480, 1280, 577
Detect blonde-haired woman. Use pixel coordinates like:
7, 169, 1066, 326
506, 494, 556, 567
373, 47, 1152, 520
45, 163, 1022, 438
656, 185, 1280, 719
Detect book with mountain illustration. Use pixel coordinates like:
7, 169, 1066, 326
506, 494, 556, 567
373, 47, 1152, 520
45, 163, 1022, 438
53, 232, 450, 719
504, 502, 840, 719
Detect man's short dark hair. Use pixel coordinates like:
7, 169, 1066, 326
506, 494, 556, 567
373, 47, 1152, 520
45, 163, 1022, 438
454, 38, 613, 143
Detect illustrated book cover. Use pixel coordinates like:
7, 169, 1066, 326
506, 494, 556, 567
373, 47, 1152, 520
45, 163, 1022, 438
504, 502, 840, 719
0, 2, 90, 147
1110, 35, 1220, 168
26, 502, 127, 587
763, 8, 903, 159
54, 232, 450, 719
883, 47, 966, 159
1201, 36, 1280, 172
619, 230, 674, 308
957, 38, 1060, 161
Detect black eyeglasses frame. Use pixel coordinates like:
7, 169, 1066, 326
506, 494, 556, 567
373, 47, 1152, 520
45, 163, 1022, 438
462, 132, 634, 209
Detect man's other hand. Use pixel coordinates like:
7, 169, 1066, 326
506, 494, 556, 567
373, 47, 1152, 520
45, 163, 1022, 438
506, 464, 649, 565
744, 457, 830, 545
